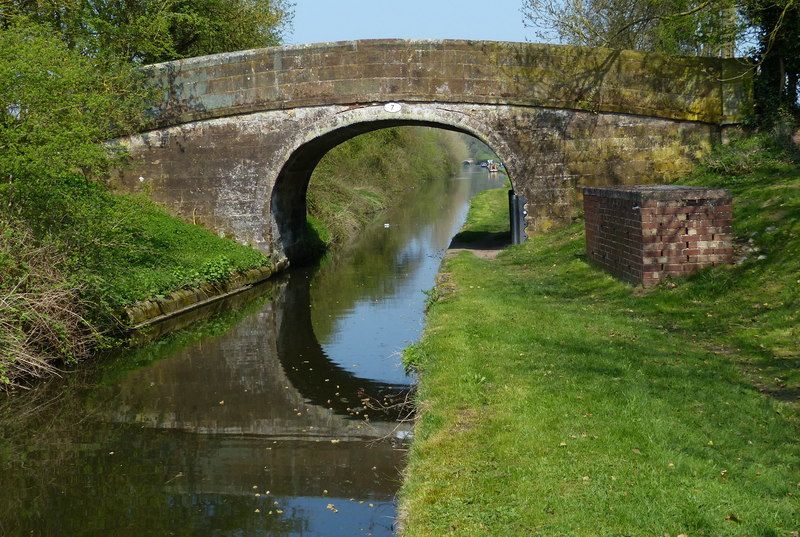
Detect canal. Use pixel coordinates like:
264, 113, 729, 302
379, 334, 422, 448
0, 169, 504, 536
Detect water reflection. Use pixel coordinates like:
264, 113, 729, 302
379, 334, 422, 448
0, 170, 504, 536
310, 170, 502, 385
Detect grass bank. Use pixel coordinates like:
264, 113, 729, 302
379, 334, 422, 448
0, 180, 271, 388
307, 127, 466, 246
400, 135, 800, 535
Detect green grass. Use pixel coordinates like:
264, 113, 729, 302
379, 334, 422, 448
0, 178, 271, 387
307, 127, 466, 246
86, 193, 269, 309
399, 138, 800, 536
450, 177, 511, 245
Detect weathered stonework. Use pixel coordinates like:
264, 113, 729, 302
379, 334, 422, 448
144, 39, 750, 126
583, 185, 733, 286
113, 39, 750, 267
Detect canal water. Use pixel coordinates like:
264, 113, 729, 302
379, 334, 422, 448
0, 169, 503, 536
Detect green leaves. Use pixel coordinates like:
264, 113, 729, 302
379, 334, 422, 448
0, 21, 151, 188
7, 0, 294, 65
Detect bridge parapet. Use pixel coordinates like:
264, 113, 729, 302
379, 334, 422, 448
146, 39, 751, 127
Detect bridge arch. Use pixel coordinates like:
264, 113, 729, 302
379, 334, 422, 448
269, 102, 516, 262
113, 39, 750, 271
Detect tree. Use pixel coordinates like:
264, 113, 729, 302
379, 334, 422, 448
0, 20, 154, 249
0, 21, 150, 185
522, 0, 799, 127
4, 0, 294, 64
742, 0, 799, 125
522, 0, 740, 56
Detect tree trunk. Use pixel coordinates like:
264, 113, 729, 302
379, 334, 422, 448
788, 71, 799, 109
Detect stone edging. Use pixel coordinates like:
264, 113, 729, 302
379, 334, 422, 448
124, 260, 288, 330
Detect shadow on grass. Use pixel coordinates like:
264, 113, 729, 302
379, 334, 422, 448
449, 230, 510, 252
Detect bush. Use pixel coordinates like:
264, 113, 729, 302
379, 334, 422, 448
9, 0, 293, 64
0, 21, 150, 186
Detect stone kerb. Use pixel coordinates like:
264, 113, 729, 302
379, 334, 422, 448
583, 185, 733, 286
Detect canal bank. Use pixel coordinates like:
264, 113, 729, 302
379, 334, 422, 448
398, 138, 800, 535
0, 127, 464, 390
0, 168, 505, 535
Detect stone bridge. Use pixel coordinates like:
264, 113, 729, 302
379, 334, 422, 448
114, 39, 750, 266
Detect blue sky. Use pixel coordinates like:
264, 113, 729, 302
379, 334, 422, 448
288, 0, 532, 45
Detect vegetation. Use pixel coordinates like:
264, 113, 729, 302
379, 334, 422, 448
523, 0, 740, 55
399, 135, 799, 535
522, 0, 799, 128
3, 0, 293, 64
307, 127, 467, 246
0, 5, 293, 388
0, 179, 271, 389
461, 134, 500, 164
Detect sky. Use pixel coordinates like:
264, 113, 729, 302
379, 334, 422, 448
287, 0, 533, 46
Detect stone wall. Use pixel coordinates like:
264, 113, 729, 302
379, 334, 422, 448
584, 186, 733, 286
116, 103, 717, 262
145, 39, 750, 126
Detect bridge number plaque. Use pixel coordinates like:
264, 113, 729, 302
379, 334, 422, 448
384, 102, 402, 113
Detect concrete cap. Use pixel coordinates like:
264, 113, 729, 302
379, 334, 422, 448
582, 184, 732, 202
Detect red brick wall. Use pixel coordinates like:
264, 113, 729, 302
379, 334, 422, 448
584, 194, 644, 284
584, 186, 733, 286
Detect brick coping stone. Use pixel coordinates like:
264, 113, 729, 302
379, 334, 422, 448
582, 185, 731, 202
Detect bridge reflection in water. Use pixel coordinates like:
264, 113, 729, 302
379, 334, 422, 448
0, 168, 504, 536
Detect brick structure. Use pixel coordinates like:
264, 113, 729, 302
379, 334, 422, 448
583, 185, 733, 286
